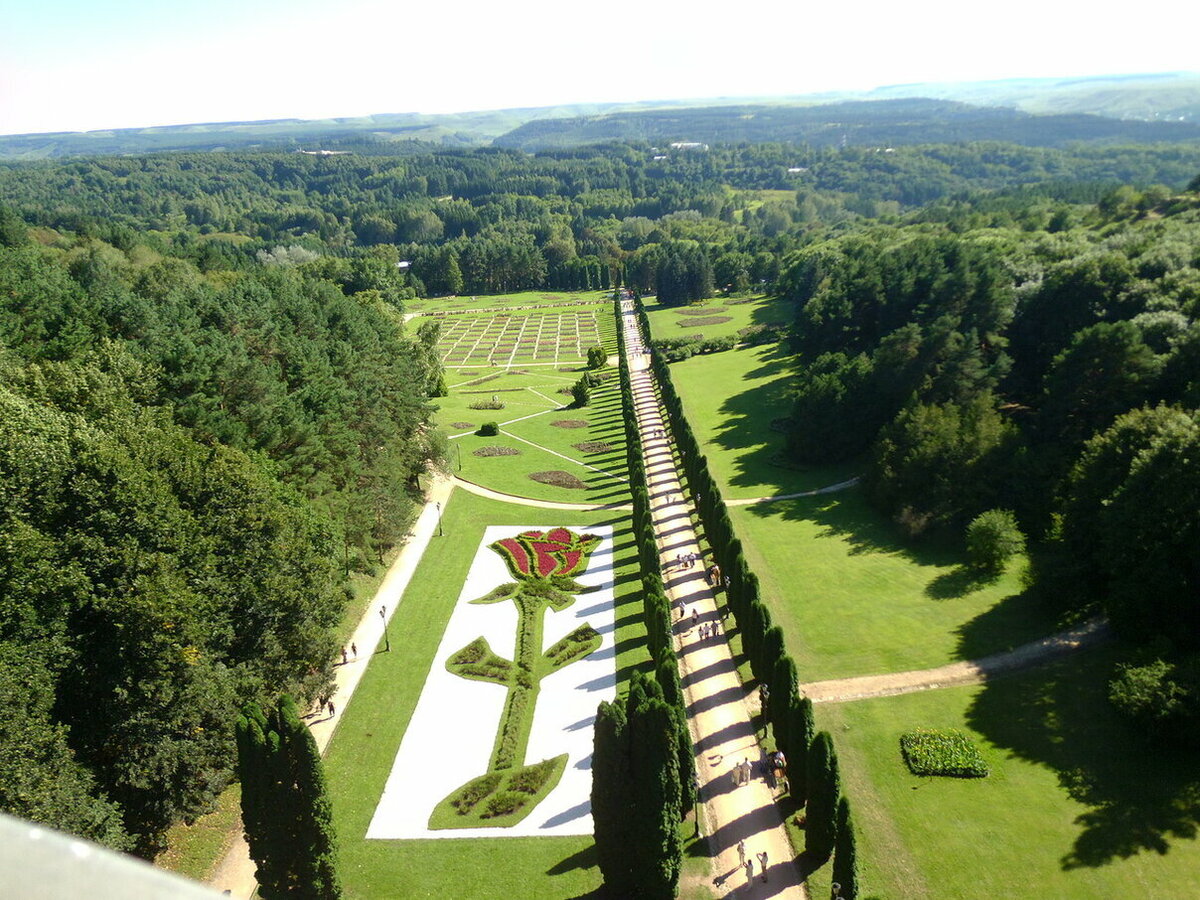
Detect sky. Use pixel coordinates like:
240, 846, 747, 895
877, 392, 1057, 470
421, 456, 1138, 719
1, 0, 1197, 136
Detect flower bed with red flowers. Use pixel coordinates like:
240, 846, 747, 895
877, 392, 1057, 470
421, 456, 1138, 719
491, 527, 601, 582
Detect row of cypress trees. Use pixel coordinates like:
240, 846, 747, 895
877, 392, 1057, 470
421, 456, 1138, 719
590, 299, 695, 898
634, 298, 860, 897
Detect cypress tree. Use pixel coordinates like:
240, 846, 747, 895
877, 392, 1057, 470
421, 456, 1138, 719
770, 655, 798, 748
628, 697, 683, 900
759, 625, 785, 685
236, 697, 342, 900
592, 700, 633, 896
832, 795, 860, 900
787, 697, 815, 803
805, 731, 840, 864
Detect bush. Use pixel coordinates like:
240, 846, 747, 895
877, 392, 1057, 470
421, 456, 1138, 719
571, 378, 591, 407
478, 422, 500, 436
900, 728, 989, 777
965, 508, 1025, 572
481, 791, 526, 818
468, 399, 505, 410
587, 345, 607, 369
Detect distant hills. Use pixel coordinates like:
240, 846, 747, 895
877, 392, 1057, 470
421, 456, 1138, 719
492, 98, 1200, 151
1, 72, 1198, 159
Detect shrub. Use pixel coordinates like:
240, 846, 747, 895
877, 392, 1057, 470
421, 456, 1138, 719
450, 773, 503, 814
468, 399, 505, 410
477, 422, 500, 436
587, 345, 607, 369
481, 791, 526, 818
965, 508, 1025, 572
571, 379, 591, 407
900, 728, 989, 777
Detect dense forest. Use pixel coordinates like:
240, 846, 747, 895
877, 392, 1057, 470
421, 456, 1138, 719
0, 205, 441, 855
1, 129, 1199, 859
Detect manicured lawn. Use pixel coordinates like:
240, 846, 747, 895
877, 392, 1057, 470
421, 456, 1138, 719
667, 344, 858, 500
437, 366, 629, 504
323, 489, 662, 899
732, 492, 1048, 681
806, 646, 1200, 900
643, 293, 790, 342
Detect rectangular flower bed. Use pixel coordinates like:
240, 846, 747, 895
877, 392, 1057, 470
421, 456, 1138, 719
900, 728, 989, 777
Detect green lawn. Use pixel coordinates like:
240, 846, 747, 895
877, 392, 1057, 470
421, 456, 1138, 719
806, 645, 1200, 900
643, 293, 790, 343
440, 373, 630, 504
668, 343, 858, 500
323, 488, 708, 898
733, 493, 1050, 681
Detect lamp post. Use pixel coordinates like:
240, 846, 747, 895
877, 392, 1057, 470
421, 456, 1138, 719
831, 882, 842, 900
693, 772, 702, 837
436, 501, 443, 537
379, 604, 390, 652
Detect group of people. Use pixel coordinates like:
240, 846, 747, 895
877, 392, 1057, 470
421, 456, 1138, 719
697, 619, 721, 642
675, 551, 699, 569
730, 757, 753, 786
705, 563, 722, 588
735, 840, 770, 885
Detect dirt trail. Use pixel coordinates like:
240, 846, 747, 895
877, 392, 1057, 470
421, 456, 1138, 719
623, 302, 807, 899
803, 618, 1110, 704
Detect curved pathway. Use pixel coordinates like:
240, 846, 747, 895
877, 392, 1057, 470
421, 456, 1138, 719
623, 302, 807, 899
725, 478, 860, 507
209, 475, 457, 898
451, 475, 632, 511
803, 617, 1110, 704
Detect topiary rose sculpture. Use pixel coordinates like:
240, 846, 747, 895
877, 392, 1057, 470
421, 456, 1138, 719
430, 527, 603, 829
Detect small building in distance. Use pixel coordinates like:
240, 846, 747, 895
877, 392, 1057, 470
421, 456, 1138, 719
669, 141, 709, 151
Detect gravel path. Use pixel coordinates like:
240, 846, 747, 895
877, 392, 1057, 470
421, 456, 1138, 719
802, 617, 1111, 704
623, 302, 807, 899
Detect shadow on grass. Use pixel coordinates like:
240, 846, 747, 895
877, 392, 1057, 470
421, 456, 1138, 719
966, 645, 1200, 870
547, 842, 598, 876
925, 565, 999, 600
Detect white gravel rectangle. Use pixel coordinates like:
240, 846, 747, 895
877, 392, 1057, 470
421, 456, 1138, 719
366, 525, 616, 839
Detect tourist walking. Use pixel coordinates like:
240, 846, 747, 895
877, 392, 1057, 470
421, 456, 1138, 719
351, 641, 357, 659
758, 851, 769, 882
737, 839, 746, 865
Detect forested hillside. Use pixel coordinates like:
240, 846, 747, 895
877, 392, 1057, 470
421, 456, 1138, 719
494, 99, 1200, 151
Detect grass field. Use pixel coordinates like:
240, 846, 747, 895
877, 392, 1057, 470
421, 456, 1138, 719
807, 645, 1200, 900
668, 343, 858, 500
323, 488, 712, 899
642, 293, 791, 343
732, 493, 1049, 682
437, 370, 629, 504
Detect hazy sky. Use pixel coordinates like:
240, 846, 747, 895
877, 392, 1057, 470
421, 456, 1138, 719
1, 0, 1196, 135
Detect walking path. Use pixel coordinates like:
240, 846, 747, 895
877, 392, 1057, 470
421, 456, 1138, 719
451, 475, 632, 511
622, 301, 806, 899
725, 478, 860, 507
803, 617, 1110, 704
208, 474, 457, 899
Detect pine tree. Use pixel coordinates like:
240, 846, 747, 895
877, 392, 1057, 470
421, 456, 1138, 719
832, 796, 860, 900
235, 696, 342, 900
805, 731, 840, 864
770, 654, 798, 749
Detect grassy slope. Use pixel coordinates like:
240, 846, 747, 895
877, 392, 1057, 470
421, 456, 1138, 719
643, 293, 791, 343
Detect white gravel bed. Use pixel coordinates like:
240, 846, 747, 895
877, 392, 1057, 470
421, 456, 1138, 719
366, 525, 616, 839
